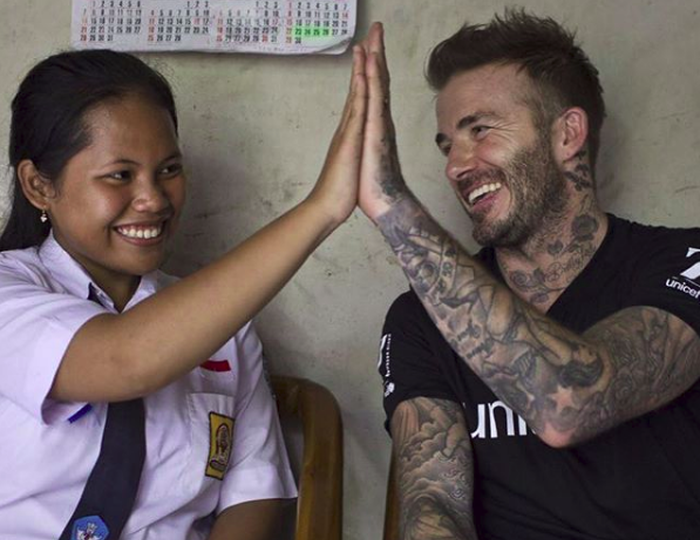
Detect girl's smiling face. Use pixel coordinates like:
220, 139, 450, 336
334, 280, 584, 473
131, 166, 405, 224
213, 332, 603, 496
45, 94, 186, 304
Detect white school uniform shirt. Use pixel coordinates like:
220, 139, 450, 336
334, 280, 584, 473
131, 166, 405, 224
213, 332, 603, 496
0, 233, 296, 539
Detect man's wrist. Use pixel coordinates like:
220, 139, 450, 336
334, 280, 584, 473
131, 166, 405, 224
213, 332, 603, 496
361, 171, 413, 223
374, 193, 423, 241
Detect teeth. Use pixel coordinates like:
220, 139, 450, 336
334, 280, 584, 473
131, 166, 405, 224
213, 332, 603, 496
117, 225, 163, 239
468, 182, 502, 205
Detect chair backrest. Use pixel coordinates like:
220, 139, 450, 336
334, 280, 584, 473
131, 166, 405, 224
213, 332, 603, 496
272, 376, 343, 540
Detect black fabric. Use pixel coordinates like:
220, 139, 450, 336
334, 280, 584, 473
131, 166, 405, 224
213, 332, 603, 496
379, 215, 700, 540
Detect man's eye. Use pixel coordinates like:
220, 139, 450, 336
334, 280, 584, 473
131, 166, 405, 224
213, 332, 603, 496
439, 144, 452, 157
472, 125, 490, 138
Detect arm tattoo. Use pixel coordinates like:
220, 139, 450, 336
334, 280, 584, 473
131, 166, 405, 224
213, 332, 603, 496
377, 107, 410, 205
378, 197, 700, 445
392, 398, 478, 540
379, 132, 406, 202
580, 309, 700, 439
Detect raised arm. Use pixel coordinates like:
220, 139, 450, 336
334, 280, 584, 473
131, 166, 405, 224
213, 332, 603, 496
358, 23, 700, 447
392, 397, 478, 540
378, 203, 700, 446
51, 47, 368, 403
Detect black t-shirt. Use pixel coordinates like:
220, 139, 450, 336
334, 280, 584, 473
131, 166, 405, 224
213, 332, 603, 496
379, 215, 700, 540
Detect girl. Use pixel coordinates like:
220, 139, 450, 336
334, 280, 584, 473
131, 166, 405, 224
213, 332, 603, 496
0, 45, 366, 540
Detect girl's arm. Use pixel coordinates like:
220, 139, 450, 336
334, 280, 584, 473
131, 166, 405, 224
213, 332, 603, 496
52, 47, 368, 403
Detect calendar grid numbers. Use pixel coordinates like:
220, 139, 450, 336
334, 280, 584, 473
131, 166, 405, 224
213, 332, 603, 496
72, 0, 356, 54
79, 1, 144, 43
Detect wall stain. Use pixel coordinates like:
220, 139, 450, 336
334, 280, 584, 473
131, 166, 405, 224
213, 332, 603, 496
259, 199, 274, 215
655, 111, 691, 122
282, 187, 296, 202
193, 204, 237, 220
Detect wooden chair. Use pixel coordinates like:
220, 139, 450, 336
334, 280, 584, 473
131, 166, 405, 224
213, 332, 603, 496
272, 376, 343, 540
383, 454, 400, 540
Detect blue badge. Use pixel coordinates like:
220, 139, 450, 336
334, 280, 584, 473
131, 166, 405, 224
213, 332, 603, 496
71, 515, 109, 540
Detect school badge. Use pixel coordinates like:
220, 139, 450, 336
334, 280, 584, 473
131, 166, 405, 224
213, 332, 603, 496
206, 412, 234, 480
71, 515, 109, 540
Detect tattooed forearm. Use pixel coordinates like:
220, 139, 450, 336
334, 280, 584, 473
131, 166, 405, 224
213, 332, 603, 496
377, 198, 477, 312
576, 309, 700, 440
392, 398, 478, 540
378, 198, 700, 446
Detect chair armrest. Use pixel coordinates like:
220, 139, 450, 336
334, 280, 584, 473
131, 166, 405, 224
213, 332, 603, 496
272, 376, 343, 540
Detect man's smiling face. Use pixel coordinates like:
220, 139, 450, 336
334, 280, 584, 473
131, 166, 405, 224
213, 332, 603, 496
435, 63, 568, 247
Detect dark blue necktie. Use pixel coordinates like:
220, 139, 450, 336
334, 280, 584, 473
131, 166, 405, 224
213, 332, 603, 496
59, 289, 146, 540
59, 398, 146, 540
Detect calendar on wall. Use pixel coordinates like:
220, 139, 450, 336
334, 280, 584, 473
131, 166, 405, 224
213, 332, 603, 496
71, 0, 356, 55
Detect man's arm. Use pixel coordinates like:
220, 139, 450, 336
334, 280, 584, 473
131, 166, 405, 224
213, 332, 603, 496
359, 23, 700, 448
378, 200, 700, 447
392, 397, 479, 540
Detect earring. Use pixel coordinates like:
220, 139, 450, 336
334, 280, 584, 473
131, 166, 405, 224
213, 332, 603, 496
40, 210, 48, 223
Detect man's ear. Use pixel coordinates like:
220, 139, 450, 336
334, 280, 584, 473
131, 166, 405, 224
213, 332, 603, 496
17, 160, 57, 212
551, 107, 589, 165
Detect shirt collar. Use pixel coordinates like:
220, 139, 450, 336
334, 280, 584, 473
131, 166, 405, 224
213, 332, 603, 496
38, 231, 160, 310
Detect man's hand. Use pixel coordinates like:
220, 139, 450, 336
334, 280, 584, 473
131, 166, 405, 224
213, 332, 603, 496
358, 22, 413, 223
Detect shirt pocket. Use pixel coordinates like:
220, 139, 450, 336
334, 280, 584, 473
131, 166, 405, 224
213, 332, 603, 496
193, 359, 237, 395
180, 392, 237, 495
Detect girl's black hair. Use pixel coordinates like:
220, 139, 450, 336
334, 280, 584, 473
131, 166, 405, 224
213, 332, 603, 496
1, 49, 178, 251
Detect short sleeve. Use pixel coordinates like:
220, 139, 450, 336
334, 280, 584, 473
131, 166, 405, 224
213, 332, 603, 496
378, 290, 461, 435
217, 322, 297, 513
626, 226, 700, 338
0, 261, 105, 423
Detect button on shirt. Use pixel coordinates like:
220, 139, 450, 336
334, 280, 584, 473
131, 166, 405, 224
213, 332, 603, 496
0, 233, 297, 539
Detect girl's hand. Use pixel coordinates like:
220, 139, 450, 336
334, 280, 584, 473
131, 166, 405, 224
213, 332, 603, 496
306, 45, 368, 227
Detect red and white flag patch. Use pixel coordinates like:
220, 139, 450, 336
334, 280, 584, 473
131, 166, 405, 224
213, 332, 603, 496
201, 359, 231, 372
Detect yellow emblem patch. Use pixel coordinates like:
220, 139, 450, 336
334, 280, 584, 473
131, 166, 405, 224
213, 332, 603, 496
206, 412, 234, 480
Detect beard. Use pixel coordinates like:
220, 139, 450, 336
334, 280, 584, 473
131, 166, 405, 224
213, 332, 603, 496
461, 133, 569, 248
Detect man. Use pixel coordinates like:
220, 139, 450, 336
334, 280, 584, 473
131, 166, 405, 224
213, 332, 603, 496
356, 10, 700, 539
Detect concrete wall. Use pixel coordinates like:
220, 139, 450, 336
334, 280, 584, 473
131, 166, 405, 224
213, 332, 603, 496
1, 1, 698, 538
